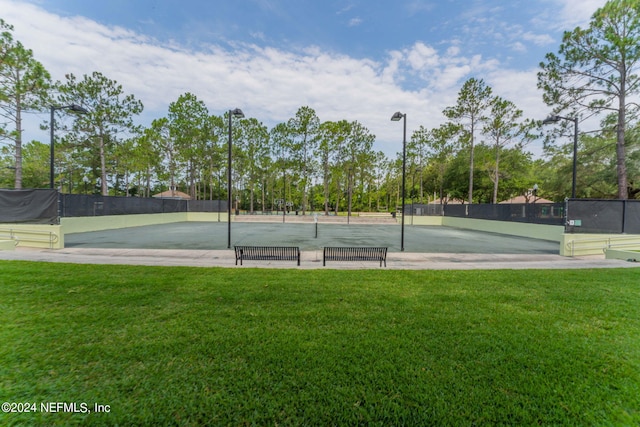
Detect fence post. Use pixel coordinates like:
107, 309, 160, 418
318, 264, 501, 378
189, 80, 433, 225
57, 191, 62, 223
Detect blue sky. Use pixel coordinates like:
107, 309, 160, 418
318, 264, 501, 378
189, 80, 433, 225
2, 0, 607, 157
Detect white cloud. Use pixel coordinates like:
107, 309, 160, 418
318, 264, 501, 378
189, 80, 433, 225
406, 42, 440, 70
485, 67, 548, 156
532, 0, 608, 32
0, 0, 566, 158
556, 0, 608, 28
405, 1, 436, 16
521, 31, 555, 46
510, 42, 527, 53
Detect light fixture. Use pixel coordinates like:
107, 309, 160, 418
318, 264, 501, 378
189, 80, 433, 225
390, 111, 407, 251
228, 108, 245, 249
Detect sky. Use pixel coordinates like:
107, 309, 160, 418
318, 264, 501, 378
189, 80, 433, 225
1, 0, 608, 158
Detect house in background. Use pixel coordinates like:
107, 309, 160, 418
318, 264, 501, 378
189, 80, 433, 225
499, 195, 554, 204
152, 189, 191, 200
428, 197, 465, 205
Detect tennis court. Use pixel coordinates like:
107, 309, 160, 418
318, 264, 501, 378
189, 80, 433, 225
64, 221, 559, 254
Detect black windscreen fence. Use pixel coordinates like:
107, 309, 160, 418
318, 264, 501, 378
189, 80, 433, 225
59, 194, 228, 218
441, 203, 565, 225
403, 204, 444, 216
4, 190, 638, 234
0, 189, 58, 224
566, 199, 640, 234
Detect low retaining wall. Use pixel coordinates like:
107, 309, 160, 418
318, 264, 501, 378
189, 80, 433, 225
561, 233, 640, 257
61, 212, 226, 234
0, 213, 225, 250
441, 217, 564, 242
0, 224, 63, 249
0, 239, 17, 251
438, 217, 640, 256
402, 216, 443, 226
605, 248, 640, 262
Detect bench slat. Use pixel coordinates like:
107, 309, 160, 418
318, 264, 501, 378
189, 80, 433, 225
234, 246, 300, 266
323, 247, 387, 267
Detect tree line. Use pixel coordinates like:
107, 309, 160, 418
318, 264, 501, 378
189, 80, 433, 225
2, 0, 640, 214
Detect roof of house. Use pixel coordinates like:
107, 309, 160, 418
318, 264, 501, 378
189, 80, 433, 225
499, 195, 554, 204
152, 190, 192, 200
428, 197, 465, 205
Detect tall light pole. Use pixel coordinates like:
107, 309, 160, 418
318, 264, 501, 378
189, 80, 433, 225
227, 108, 245, 249
347, 166, 352, 225
50, 104, 89, 189
543, 114, 578, 198
217, 168, 222, 223
391, 111, 407, 251
417, 166, 423, 204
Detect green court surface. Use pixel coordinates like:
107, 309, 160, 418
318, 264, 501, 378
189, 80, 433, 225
64, 222, 559, 254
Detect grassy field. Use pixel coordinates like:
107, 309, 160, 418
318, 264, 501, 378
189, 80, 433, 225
1, 261, 639, 426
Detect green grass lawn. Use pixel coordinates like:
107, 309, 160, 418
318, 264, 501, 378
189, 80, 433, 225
1, 261, 639, 426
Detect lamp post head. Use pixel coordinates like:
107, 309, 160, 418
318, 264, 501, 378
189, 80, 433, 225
542, 114, 560, 125
390, 111, 404, 121
231, 108, 245, 118
68, 104, 89, 114
52, 104, 89, 114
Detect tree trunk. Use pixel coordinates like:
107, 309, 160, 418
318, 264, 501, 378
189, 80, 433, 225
100, 135, 108, 195
617, 69, 628, 199
468, 121, 475, 204
493, 145, 500, 204
15, 92, 23, 189
323, 161, 330, 215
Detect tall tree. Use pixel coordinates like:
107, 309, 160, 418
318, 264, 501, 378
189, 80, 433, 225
0, 19, 52, 189
203, 114, 226, 201
56, 72, 143, 195
130, 129, 161, 197
538, 0, 640, 199
443, 78, 493, 203
167, 93, 209, 198
426, 122, 461, 203
269, 122, 292, 213
147, 117, 178, 194
482, 96, 535, 203
287, 106, 320, 214
345, 120, 376, 212
409, 125, 432, 203
316, 120, 350, 215
236, 117, 269, 212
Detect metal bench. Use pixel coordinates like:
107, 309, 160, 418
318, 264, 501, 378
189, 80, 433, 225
234, 246, 301, 266
323, 247, 388, 267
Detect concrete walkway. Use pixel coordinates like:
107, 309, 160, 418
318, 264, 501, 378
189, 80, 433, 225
1, 247, 638, 270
